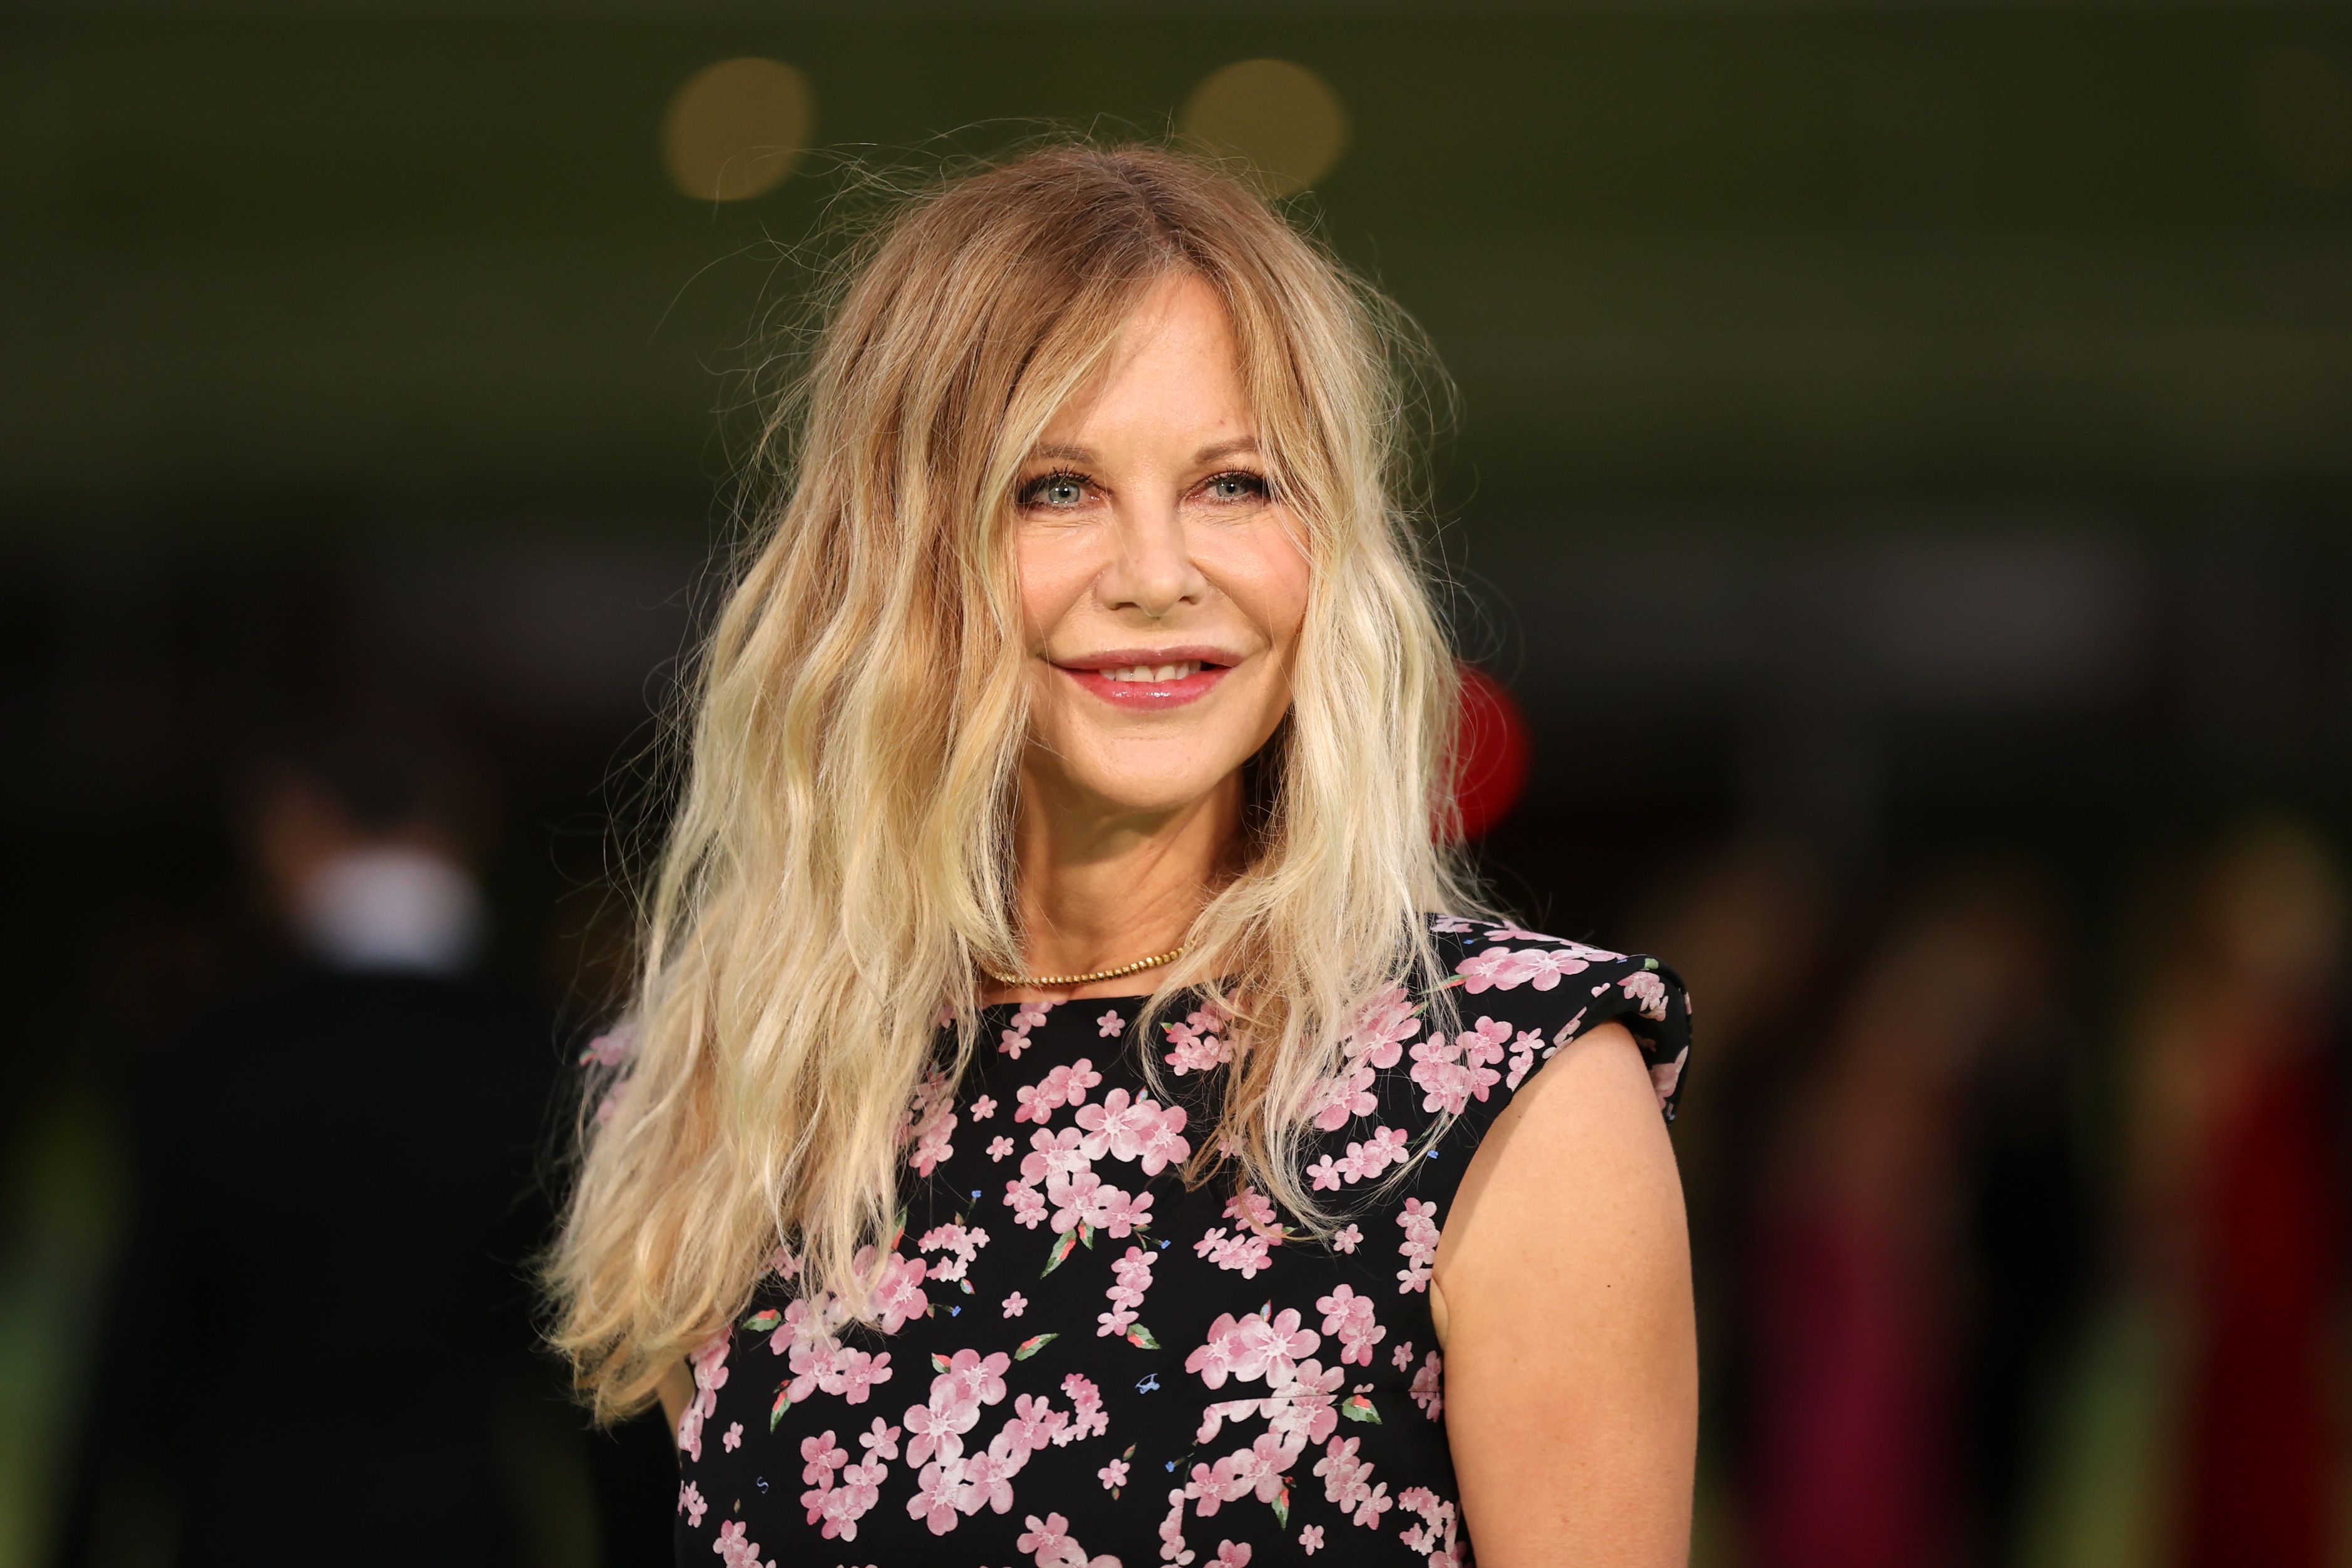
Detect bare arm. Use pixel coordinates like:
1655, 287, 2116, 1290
1430, 1021, 1698, 1567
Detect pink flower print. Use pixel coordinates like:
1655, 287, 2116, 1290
1392, 1339, 1415, 1371
1002, 1291, 1028, 1318
1620, 967, 1670, 1021
1014, 1058, 1103, 1125
999, 1026, 1033, 1060
961, 1446, 1018, 1517
1354, 1481, 1394, 1529
1161, 1009, 1234, 1075
1193, 1227, 1274, 1278
1048, 1170, 1113, 1235
1504, 1028, 1544, 1091
1313, 1434, 1376, 1513
1098, 1185, 1154, 1239
1299, 1524, 1325, 1554
678, 1479, 708, 1525
1430, 914, 1477, 934
678, 1329, 731, 1459
1651, 1044, 1689, 1108
1331, 1223, 1362, 1254
858, 1417, 902, 1461
1075, 1088, 1192, 1174
1059, 1373, 1110, 1444
579, 1023, 637, 1066
1316, 1284, 1386, 1366
1462, 1014, 1512, 1067
902, 1398, 963, 1468
1157, 1489, 1193, 1565
938, 1346, 1013, 1413
918, 1220, 989, 1284
1098, 1009, 1124, 1036
1000, 1391, 1069, 1458
907, 1109, 957, 1176
1308, 1152, 1344, 1191
822, 1457, 884, 1539
1408, 1034, 1473, 1117
865, 1248, 929, 1333
1340, 983, 1421, 1068
1396, 1197, 1440, 1294
1307, 1062, 1378, 1132
801, 1429, 850, 1486
1410, 1349, 1444, 1419
907, 1457, 968, 1534
1004, 1182, 1048, 1228
1398, 1485, 1462, 1562
1016, 1511, 1073, 1559
1100, 1244, 1156, 1337
971, 1095, 998, 1120
1132, 1103, 1194, 1176
1100, 1457, 1130, 1490
721, 1421, 742, 1452
592, 1077, 629, 1126
834, 1347, 892, 1405
1214, 1543, 1253, 1567
1451, 946, 1522, 993
1019, 1127, 1091, 1187
1507, 946, 1593, 990
711, 1519, 771, 1568
1338, 1125, 1411, 1185
1224, 1186, 1281, 1237
1185, 1308, 1319, 1388
989, 1135, 1016, 1162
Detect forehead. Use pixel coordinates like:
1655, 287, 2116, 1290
1037, 274, 1254, 449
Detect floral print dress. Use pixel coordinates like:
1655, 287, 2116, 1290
671, 914, 1691, 1568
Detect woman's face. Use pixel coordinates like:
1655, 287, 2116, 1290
1015, 274, 1311, 821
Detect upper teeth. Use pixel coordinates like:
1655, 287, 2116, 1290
1105, 662, 1200, 683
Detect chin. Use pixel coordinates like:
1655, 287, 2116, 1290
1041, 736, 1245, 817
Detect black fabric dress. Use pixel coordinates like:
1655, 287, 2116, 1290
674, 915, 1691, 1568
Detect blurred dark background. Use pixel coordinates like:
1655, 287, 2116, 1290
8, 4, 2352, 1565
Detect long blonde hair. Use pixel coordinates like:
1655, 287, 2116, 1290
550, 142, 1478, 1421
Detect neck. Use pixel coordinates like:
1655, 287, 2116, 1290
1000, 768, 1240, 1000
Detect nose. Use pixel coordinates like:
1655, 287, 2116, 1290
1100, 498, 1209, 620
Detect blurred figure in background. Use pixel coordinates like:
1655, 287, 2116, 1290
1747, 862, 2085, 1568
1630, 837, 1835, 1561
54, 710, 567, 1567
2035, 818, 2348, 1568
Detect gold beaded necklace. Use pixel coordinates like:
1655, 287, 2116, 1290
981, 945, 1186, 991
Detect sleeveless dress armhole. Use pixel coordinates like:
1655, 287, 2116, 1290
1393, 927, 1694, 1222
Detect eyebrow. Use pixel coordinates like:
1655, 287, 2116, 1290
1022, 437, 1263, 467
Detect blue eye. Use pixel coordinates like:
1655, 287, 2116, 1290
1021, 471, 1088, 508
1204, 471, 1268, 503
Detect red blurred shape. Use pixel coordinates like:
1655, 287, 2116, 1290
1446, 661, 1530, 842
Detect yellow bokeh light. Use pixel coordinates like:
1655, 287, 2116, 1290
1180, 59, 1349, 197
663, 57, 814, 203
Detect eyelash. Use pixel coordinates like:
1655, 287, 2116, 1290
1014, 468, 1272, 507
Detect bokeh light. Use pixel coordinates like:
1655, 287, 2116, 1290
1180, 58, 1349, 196
662, 56, 815, 202
2248, 44, 2352, 190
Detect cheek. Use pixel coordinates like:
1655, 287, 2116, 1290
1015, 535, 1093, 648
1228, 526, 1313, 656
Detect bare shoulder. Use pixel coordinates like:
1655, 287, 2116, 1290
1431, 1020, 1698, 1567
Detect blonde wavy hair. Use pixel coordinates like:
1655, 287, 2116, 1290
550, 142, 1479, 1420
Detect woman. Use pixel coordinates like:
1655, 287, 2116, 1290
551, 143, 1696, 1567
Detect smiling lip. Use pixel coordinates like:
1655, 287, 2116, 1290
1053, 647, 1237, 711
